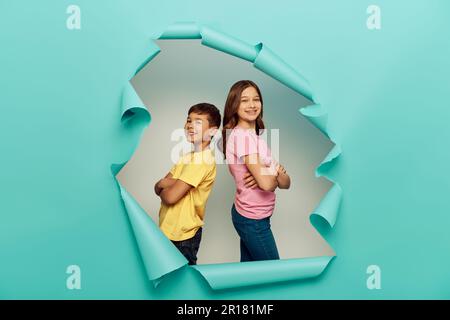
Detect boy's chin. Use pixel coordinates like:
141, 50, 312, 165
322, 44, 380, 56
186, 137, 202, 144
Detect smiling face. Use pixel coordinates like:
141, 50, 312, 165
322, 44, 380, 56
184, 112, 212, 144
237, 86, 262, 125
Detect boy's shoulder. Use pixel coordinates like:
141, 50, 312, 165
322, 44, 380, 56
179, 149, 216, 184
181, 149, 216, 167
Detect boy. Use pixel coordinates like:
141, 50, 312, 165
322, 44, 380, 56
154, 103, 221, 265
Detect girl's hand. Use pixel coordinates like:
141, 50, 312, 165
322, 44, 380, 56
276, 163, 287, 175
243, 172, 258, 189
275, 163, 291, 189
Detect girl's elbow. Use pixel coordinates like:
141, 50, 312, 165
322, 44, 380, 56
278, 176, 291, 189
282, 179, 291, 189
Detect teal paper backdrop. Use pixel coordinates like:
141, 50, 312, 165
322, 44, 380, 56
1, 0, 450, 299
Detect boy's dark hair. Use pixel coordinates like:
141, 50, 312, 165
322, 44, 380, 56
188, 103, 221, 128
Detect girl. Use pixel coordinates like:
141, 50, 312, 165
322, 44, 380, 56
222, 80, 291, 262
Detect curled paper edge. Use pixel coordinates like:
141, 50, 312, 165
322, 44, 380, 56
113, 22, 342, 290
192, 256, 334, 291
112, 47, 188, 286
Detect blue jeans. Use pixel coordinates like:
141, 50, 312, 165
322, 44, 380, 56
171, 227, 202, 265
231, 204, 280, 262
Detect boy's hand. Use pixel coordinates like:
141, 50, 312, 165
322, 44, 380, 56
155, 181, 163, 196
155, 178, 177, 196
159, 178, 177, 189
243, 172, 258, 189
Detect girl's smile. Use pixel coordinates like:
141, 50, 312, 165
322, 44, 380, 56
243, 109, 258, 116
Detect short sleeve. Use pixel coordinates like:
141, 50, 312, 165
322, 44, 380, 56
257, 137, 273, 166
177, 163, 211, 188
233, 129, 259, 159
169, 163, 177, 176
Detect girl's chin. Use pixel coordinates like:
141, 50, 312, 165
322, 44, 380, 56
242, 116, 259, 122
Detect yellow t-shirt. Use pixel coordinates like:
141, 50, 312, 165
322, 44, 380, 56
159, 148, 216, 241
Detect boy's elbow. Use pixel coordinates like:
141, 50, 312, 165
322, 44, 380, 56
160, 192, 177, 205
161, 198, 175, 206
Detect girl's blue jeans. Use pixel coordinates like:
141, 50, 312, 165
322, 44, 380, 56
231, 204, 280, 262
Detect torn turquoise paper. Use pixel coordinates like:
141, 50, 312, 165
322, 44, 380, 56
192, 257, 333, 290
112, 22, 342, 290
112, 82, 187, 285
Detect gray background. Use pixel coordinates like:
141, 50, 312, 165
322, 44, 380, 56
117, 40, 334, 264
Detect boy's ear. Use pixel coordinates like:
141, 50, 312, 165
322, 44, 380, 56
203, 127, 219, 141
208, 127, 218, 136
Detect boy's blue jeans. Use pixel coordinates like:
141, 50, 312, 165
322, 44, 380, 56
171, 227, 202, 265
231, 204, 280, 262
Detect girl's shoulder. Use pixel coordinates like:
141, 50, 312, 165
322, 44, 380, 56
228, 128, 259, 147
230, 126, 257, 138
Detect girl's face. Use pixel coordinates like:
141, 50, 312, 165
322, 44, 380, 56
237, 86, 261, 123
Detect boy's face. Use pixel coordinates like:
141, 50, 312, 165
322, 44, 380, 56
184, 112, 216, 144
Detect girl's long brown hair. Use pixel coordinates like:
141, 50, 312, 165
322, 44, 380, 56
222, 80, 265, 158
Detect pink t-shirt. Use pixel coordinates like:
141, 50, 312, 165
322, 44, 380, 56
226, 127, 276, 219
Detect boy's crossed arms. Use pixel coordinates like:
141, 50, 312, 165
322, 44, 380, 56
154, 173, 192, 205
